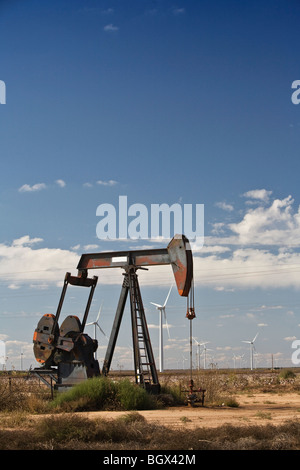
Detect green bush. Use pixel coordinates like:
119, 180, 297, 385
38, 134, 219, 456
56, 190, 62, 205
116, 379, 156, 410
51, 376, 118, 411
279, 370, 296, 380
51, 377, 156, 412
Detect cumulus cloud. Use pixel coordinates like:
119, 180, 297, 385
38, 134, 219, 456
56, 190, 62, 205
215, 202, 234, 212
0, 236, 78, 286
3, 189, 300, 293
0, 236, 124, 288
83, 244, 99, 251
55, 179, 66, 188
18, 183, 47, 193
228, 195, 299, 246
97, 179, 118, 186
103, 24, 119, 32
242, 189, 273, 203
188, 191, 300, 290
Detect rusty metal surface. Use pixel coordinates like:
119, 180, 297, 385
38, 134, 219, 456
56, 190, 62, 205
167, 234, 193, 297
76, 234, 193, 298
77, 248, 170, 270
33, 314, 58, 365
60, 315, 82, 337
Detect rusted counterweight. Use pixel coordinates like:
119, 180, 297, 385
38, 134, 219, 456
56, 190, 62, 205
33, 314, 99, 370
33, 272, 100, 389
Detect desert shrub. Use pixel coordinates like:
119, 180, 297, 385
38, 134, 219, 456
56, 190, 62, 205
118, 411, 146, 424
51, 376, 118, 411
224, 396, 239, 408
279, 369, 296, 380
36, 413, 98, 442
159, 383, 184, 406
51, 377, 157, 412
116, 379, 156, 410
0, 377, 50, 412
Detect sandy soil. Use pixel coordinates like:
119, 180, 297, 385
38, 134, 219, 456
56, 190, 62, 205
82, 392, 300, 429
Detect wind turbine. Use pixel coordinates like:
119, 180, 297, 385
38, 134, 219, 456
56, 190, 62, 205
86, 303, 107, 360
193, 338, 209, 370
241, 332, 259, 370
202, 344, 213, 370
150, 285, 172, 372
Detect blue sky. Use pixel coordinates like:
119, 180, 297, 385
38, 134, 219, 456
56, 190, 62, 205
1, 0, 300, 371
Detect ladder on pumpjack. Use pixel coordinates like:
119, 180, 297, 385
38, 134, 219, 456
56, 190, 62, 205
128, 269, 158, 390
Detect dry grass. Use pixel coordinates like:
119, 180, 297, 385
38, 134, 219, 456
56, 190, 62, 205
1, 368, 300, 450
0, 411, 300, 450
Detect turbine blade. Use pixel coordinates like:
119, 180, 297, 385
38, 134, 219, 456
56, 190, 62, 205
96, 302, 103, 322
96, 323, 108, 338
163, 285, 173, 307
86, 322, 94, 326
252, 332, 259, 343
150, 302, 162, 308
163, 310, 171, 339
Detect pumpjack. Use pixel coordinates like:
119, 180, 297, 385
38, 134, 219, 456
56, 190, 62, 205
33, 234, 194, 392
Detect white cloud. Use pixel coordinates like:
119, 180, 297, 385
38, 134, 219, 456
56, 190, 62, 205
3, 190, 300, 293
97, 179, 118, 186
18, 183, 47, 193
83, 244, 99, 251
228, 195, 299, 246
103, 24, 119, 32
0, 236, 124, 288
211, 223, 225, 235
242, 189, 273, 202
55, 179, 66, 188
193, 247, 300, 290
12, 235, 43, 246
71, 244, 81, 251
0, 236, 79, 286
7, 283, 20, 290
215, 202, 234, 211
172, 8, 185, 15
199, 245, 230, 254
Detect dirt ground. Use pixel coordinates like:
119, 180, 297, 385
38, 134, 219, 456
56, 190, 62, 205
83, 392, 300, 429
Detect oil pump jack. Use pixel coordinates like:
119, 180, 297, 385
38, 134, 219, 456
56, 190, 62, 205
33, 234, 194, 392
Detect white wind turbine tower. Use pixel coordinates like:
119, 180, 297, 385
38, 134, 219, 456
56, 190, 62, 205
202, 344, 213, 370
241, 332, 259, 370
150, 285, 172, 373
86, 303, 108, 360
182, 355, 188, 370
193, 338, 209, 370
